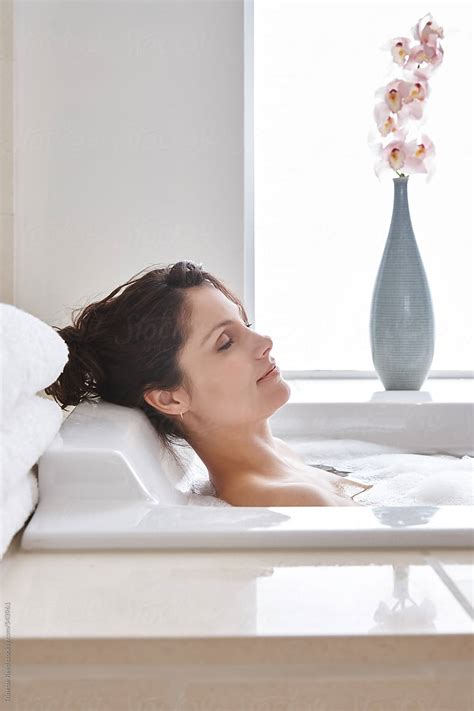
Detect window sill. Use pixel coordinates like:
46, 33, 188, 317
283, 377, 473, 404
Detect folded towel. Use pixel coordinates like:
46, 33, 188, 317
0, 303, 69, 420
0, 394, 63, 494
0, 468, 39, 560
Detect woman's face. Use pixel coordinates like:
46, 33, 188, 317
179, 284, 291, 429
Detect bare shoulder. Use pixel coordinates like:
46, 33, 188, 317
221, 476, 336, 507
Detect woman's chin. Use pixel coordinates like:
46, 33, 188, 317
273, 379, 291, 408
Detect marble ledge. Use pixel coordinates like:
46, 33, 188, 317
1, 530, 473, 641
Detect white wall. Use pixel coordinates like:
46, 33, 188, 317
0, 0, 13, 303
13, 0, 245, 327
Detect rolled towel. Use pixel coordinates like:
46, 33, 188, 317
0, 468, 39, 560
0, 303, 69, 420
0, 394, 63, 495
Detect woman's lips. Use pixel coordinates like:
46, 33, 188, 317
257, 365, 280, 383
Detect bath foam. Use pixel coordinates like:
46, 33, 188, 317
288, 438, 474, 506
353, 468, 474, 506
181, 439, 474, 507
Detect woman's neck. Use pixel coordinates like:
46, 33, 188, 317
187, 425, 296, 494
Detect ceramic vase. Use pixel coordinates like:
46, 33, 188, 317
370, 176, 435, 390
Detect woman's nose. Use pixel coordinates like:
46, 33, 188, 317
258, 333, 273, 354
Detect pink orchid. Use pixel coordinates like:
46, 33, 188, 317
411, 13, 444, 47
403, 134, 436, 174
405, 42, 444, 80
403, 80, 429, 104
398, 94, 425, 122
373, 79, 428, 136
370, 14, 443, 180
375, 79, 429, 116
372, 132, 435, 180
374, 102, 401, 137
389, 37, 412, 66
373, 136, 408, 178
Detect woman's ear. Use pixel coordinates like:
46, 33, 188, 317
144, 388, 183, 417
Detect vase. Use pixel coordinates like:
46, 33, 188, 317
370, 175, 435, 390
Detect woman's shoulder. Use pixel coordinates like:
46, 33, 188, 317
220, 475, 342, 507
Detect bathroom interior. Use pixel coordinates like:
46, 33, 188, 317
0, 0, 473, 709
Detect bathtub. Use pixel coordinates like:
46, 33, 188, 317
21, 396, 474, 550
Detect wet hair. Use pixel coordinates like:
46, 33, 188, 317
45, 260, 249, 467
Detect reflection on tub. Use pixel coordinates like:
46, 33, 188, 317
371, 506, 438, 528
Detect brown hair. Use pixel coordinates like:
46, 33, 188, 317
45, 260, 249, 466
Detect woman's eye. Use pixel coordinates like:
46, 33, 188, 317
218, 323, 253, 352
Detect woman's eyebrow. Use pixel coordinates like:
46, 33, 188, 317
201, 318, 239, 347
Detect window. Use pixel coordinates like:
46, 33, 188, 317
251, 0, 473, 375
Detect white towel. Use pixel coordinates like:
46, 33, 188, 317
0, 303, 69, 420
0, 301, 68, 558
0, 394, 63, 495
0, 468, 39, 560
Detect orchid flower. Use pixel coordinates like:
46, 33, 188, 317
370, 13, 443, 181
411, 14, 444, 46
405, 43, 444, 81
373, 132, 436, 179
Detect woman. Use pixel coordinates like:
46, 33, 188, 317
46, 260, 372, 507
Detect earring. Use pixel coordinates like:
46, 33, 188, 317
180, 411, 184, 422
